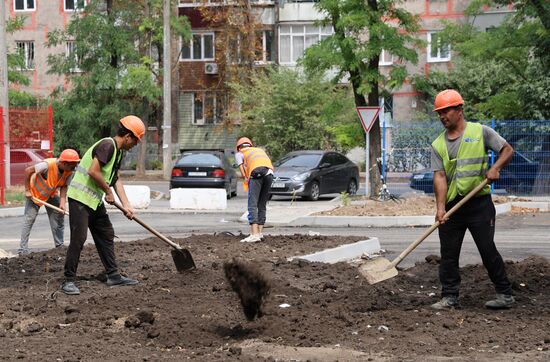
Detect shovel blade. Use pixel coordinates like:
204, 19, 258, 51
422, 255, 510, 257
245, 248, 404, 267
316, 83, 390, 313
171, 248, 196, 272
359, 257, 398, 285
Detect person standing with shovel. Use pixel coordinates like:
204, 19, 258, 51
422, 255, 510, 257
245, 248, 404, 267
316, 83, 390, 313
18, 149, 80, 254
430, 89, 515, 310
61, 116, 145, 295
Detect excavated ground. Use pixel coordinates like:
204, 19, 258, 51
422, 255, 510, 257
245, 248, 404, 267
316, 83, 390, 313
0, 234, 549, 361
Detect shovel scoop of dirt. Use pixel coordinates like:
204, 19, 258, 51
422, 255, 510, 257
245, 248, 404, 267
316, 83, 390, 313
224, 259, 270, 321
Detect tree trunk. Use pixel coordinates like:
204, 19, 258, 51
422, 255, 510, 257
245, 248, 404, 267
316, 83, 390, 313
533, 134, 550, 194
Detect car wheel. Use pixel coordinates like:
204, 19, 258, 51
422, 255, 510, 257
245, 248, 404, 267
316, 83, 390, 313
347, 179, 358, 195
306, 181, 320, 201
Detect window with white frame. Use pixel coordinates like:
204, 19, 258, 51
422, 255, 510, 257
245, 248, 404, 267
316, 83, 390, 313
192, 92, 221, 125
66, 41, 82, 72
279, 24, 333, 65
181, 33, 215, 61
14, 0, 35, 11
255, 30, 275, 63
16, 41, 34, 70
427, 32, 451, 62
379, 49, 394, 66
65, 0, 87, 12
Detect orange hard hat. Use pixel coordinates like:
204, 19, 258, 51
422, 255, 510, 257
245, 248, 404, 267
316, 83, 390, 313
120, 115, 145, 140
236, 137, 253, 150
433, 89, 464, 112
59, 148, 80, 163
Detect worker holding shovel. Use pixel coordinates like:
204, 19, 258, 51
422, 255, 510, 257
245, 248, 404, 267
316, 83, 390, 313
18, 149, 80, 254
235, 137, 274, 243
61, 116, 145, 295
430, 89, 515, 310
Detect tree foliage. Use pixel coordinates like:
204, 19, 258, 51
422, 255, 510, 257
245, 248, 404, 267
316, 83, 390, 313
230, 67, 358, 161
47, 0, 190, 155
300, 0, 422, 195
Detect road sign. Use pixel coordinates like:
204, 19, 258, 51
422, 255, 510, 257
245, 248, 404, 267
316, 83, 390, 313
356, 106, 381, 133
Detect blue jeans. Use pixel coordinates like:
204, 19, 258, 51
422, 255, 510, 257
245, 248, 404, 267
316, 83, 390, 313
247, 174, 273, 225
19, 196, 65, 253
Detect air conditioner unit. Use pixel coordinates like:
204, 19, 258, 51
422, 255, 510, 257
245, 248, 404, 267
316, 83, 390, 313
204, 62, 218, 75
195, 118, 205, 125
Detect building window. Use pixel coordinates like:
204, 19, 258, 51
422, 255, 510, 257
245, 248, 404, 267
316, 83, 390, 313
379, 49, 394, 66
14, 0, 35, 11
65, 0, 86, 12
193, 92, 221, 125
181, 33, 215, 61
255, 30, 275, 63
66, 41, 82, 72
427, 32, 451, 63
16, 41, 34, 70
279, 24, 333, 65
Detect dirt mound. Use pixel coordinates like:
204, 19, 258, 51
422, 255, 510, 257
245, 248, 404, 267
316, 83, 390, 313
0, 234, 548, 360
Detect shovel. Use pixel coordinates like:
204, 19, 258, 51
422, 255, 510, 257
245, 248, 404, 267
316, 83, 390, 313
359, 179, 489, 284
112, 201, 196, 272
31, 196, 70, 215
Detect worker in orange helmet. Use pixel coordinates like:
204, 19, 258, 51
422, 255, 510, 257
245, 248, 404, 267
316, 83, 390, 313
61, 115, 145, 295
18, 148, 80, 254
430, 89, 515, 310
235, 137, 274, 243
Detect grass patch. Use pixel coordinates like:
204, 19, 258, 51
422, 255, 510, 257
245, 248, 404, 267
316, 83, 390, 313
1, 186, 25, 207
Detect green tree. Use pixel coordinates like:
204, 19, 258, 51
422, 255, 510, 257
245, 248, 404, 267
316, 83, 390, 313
300, 0, 422, 195
230, 67, 358, 161
47, 0, 190, 167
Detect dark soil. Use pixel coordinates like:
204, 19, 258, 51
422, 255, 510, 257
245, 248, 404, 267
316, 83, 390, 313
0, 234, 548, 361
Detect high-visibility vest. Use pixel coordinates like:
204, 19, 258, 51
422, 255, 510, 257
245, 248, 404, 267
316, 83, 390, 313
241, 147, 273, 193
30, 158, 72, 203
67, 138, 122, 210
432, 122, 491, 203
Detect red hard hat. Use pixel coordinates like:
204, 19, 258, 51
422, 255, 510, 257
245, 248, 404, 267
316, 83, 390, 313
120, 115, 145, 140
433, 89, 464, 112
236, 137, 253, 150
59, 149, 80, 162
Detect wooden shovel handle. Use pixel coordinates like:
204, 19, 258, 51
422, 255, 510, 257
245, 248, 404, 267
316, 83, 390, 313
111, 201, 182, 250
31, 196, 69, 215
389, 178, 490, 268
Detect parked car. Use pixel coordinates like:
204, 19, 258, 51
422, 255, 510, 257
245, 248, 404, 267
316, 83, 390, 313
10, 149, 50, 185
170, 150, 238, 199
409, 151, 539, 194
269, 150, 360, 201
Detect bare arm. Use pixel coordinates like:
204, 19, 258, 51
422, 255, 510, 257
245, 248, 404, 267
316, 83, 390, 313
486, 143, 514, 182
433, 170, 448, 224
87, 157, 115, 202
23, 166, 36, 199
59, 185, 68, 212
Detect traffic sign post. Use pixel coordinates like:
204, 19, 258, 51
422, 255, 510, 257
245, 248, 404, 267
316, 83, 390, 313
356, 107, 381, 197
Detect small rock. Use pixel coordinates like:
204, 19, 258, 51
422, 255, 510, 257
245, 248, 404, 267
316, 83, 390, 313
146, 329, 160, 339
136, 310, 155, 325
26, 322, 42, 333
425, 255, 441, 264
64, 306, 80, 314
377, 325, 389, 333
228, 347, 242, 355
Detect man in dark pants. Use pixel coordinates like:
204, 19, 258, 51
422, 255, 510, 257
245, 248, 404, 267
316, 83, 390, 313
430, 89, 515, 310
61, 115, 145, 295
235, 137, 274, 243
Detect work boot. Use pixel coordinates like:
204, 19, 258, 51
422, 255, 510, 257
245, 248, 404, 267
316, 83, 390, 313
485, 294, 514, 309
106, 274, 139, 287
431, 296, 460, 310
61, 281, 81, 295
240, 234, 261, 243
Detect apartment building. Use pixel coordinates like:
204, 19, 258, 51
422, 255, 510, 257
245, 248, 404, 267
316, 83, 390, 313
4, 0, 85, 97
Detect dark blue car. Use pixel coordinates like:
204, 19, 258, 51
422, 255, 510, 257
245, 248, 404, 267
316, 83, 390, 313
410, 151, 539, 194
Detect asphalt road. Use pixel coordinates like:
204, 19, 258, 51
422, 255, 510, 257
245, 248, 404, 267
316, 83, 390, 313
1, 179, 547, 268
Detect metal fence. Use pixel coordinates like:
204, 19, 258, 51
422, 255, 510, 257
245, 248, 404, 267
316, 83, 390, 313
383, 119, 550, 196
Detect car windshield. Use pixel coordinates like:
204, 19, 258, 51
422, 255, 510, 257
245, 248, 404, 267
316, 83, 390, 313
275, 154, 322, 168
177, 153, 222, 166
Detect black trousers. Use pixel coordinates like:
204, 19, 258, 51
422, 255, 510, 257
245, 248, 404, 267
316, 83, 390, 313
64, 198, 118, 280
247, 174, 273, 225
438, 194, 512, 297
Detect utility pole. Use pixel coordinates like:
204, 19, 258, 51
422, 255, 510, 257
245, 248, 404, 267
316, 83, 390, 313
162, 0, 172, 180
0, 0, 10, 187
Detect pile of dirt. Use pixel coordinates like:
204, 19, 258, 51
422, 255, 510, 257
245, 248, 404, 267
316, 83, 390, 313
0, 234, 548, 360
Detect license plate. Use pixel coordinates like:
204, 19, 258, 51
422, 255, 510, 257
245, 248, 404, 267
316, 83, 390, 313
271, 182, 285, 188
188, 172, 207, 177
413, 174, 425, 180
